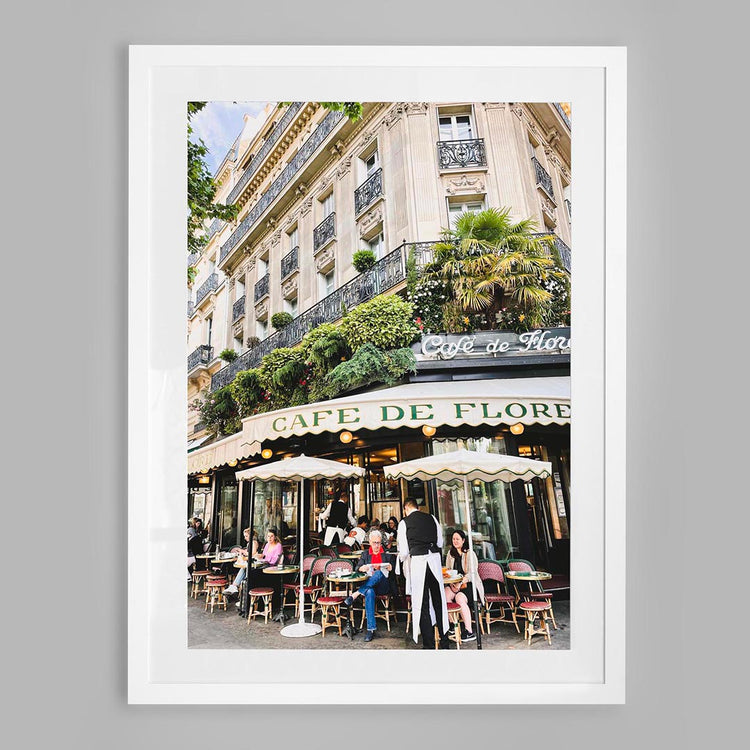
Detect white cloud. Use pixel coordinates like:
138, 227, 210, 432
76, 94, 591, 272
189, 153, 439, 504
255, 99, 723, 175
191, 101, 273, 173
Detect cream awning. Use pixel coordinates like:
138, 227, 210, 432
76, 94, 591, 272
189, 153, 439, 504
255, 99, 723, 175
188, 376, 569, 474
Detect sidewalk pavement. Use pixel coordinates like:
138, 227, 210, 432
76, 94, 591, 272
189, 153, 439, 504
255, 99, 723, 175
188, 588, 570, 650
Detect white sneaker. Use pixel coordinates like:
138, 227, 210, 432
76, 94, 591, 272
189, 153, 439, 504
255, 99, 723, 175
223, 585, 238, 595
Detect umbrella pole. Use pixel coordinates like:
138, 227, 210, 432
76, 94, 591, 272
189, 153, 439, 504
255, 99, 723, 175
463, 477, 483, 650
280, 475, 321, 637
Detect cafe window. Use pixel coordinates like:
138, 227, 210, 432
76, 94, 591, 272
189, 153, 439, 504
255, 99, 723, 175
217, 478, 239, 550
252, 480, 298, 546
431, 436, 519, 561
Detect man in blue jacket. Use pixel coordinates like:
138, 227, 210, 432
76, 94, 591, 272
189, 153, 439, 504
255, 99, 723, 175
341, 530, 396, 642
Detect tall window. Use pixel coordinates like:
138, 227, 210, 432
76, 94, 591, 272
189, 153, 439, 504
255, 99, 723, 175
283, 296, 298, 317
448, 198, 486, 229
205, 315, 213, 347
363, 149, 379, 176
319, 269, 335, 298
236, 278, 245, 300
233, 335, 243, 354
321, 191, 335, 218
257, 258, 268, 277
256, 319, 268, 340
288, 226, 298, 249
439, 112, 474, 141
365, 232, 385, 260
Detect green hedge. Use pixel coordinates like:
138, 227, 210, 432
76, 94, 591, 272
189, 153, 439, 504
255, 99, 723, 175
340, 294, 420, 351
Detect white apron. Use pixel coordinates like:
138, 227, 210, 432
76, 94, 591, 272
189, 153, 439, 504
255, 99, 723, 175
403, 551, 448, 643
323, 526, 345, 547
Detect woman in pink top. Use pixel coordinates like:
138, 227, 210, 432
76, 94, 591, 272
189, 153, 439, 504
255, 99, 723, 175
255, 529, 283, 566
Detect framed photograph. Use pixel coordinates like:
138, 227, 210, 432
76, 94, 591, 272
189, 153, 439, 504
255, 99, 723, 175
129, 45, 626, 703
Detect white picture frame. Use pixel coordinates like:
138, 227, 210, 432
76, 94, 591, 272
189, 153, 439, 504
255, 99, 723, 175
129, 45, 626, 704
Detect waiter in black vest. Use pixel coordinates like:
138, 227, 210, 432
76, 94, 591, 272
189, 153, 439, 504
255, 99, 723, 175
318, 490, 357, 547
397, 498, 450, 649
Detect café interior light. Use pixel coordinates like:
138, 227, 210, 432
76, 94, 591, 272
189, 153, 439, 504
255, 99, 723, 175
261, 447, 273, 459
200, 468, 209, 474
339, 430, 354, 444
421, 424, 437, 437
510, 423, 525, 435
197, 476, 210, 485
227, 459, 238, 467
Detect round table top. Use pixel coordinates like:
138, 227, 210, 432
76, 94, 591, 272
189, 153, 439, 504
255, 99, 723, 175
338, 552, 361, 559
443, 574, 464, 585
327, 572, 367, 583
195, 554, 215, 559
506, 570, 552, 581
263, 565, 299, 575
209, 556, 237, 564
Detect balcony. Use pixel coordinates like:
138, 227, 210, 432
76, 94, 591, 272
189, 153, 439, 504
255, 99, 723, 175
254, 273, 270, 302
187, 300, 194, 318
232, 295, 246, 322
533, 233, 571, 274
220, 109, 345, 265
195, 273, 218, 306
313, 212, 336, 252
564, 199, 572, 219
354, 168, 384, 215
226, 103, 304, 205
188, 344, 213, 371
554, 103, 571, 130
210, 243, 421, 391
187, 252, 200, 267
437, 138, 487, 170
207, 219, 224, 241
531, 156, 555, 199
281, 246, 299, 280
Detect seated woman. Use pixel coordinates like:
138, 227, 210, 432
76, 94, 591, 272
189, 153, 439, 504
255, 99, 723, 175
223, 528, 258, 598
341, 530, 397, 642
444, 529, 485, 643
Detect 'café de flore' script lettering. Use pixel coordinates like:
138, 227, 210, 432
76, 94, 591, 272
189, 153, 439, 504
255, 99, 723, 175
418, 328, 571, 361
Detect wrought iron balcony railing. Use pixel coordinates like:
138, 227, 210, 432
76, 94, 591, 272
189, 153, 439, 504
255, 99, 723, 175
195, 273, 218, 305
354, 168, 384, 215
187, 252, 200, 267
554, 103, 571, 130
281, 246, 299, 280
232, 295, 246, 322
531, 156, 555, 198
210, 243, 416, 391
437, 138, 487, 170
207, 219, 224, 241
532, 233, 571, 274
313, 212, 336, 252
220, 110, 345, 263
188, 344, 213, 371
226, 103, 304, 205
187, 300, 194, 318
254, 273, 270, 302
564, 199, 572, 219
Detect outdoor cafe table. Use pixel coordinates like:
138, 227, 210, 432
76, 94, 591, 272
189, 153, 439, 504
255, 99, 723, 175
338, 551, 361, 561
262, 565, 300, 625
505, 570, 552, 602
326, 571, 368, 638
194, 553, 215, 571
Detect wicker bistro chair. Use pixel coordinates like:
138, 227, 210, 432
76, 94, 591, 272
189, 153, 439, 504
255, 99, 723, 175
283, 554, 317, 615
478, 560, 519, 634
247, 586, 275, 624
204, 575, 228, 613
190, 569, 210, 599
316, 559, 354, 637
505, 559, 557, 630
296, 556, 328, 619
518, 600, 553, 644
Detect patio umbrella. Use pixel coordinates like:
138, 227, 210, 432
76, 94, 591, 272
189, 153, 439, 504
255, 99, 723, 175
236, 454, 365, 638
384, 449, 552, 649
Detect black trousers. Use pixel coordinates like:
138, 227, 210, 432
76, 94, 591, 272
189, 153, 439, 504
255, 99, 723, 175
419, 564, 447, 649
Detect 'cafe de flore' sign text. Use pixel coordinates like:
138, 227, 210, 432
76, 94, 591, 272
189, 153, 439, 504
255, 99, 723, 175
415, 327, 571, 361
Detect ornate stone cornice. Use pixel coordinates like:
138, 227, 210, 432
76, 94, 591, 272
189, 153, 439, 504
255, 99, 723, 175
384, 103, 405, 129
335, 156, 353, 179
282, 276, 299, 299
483, 102, 506, 110
445, 173, 486, 195
315, 246, 335, 273
405, 102, 429, 116
300, 197, 313, 216
357, 206, 384, 237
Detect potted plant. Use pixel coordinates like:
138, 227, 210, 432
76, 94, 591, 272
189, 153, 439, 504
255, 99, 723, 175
270, 311, 294, 330
245, 335, 261, 350
218, 348, 239, 363
352, 249, 376, 273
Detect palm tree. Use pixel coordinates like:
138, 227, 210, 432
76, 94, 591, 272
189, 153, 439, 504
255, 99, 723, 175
427, 207, 567, 330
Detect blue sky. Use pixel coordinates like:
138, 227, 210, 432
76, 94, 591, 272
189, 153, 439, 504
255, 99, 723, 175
190, 101, 272, 174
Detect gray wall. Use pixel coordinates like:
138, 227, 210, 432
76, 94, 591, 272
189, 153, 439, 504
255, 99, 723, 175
6, 0, 743, 746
